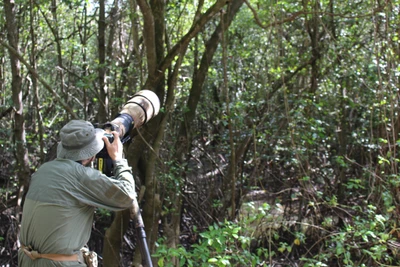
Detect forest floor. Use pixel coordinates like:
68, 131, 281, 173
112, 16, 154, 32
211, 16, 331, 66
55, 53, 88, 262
1, 207, 19, 267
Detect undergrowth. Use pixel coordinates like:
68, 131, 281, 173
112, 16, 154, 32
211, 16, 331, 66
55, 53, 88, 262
154, 196, 400, 267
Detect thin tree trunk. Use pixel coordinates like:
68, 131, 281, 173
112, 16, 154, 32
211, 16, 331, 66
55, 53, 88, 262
79, 3, 90, 120
220, 8, 236, 220
30, 0, 45, 163
0, 51, 4, 106
97, 0, 108, 121
49, 0, 66, 99
106, 0, 119, 117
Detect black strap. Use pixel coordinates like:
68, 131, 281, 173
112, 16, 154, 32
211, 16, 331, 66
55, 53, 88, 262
132, 93, 156, 118
124, 101, 148, 125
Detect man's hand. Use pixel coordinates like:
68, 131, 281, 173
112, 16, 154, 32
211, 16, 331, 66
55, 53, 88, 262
102, 131, 123, 161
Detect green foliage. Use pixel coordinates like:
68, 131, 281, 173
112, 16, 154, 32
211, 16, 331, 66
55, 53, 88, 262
300, 204, 396, 266
96, 208, 111, 218
154, 220, 268, 267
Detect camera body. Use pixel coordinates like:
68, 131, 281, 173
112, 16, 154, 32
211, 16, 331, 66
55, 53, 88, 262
104, 133, 115, 144
95, 90, 160, 176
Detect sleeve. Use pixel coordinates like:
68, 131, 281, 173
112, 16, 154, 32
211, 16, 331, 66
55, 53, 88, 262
75, 159, 136, 211
113, 159, 135, 185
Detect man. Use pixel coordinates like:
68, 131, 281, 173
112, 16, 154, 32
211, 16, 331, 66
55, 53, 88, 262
18, 120, 136, 266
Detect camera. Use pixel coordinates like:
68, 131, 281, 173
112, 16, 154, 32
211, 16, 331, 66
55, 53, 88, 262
95, 90, 160, 175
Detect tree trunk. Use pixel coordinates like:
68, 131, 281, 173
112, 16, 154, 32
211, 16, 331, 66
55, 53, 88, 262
30, 0, 45, 163
97, 0, 108, 121
4, 0, 31, 222
102, 209, 131, 267
79, 2, 90, 120
49, 0, 66, 101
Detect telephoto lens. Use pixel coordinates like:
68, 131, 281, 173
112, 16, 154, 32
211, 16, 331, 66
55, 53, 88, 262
95, 90, 160, 176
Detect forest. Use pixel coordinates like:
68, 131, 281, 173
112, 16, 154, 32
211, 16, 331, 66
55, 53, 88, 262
1, 0, 400, 266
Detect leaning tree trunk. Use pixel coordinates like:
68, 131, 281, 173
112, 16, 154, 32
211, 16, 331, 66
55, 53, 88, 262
4, 0, 31, 222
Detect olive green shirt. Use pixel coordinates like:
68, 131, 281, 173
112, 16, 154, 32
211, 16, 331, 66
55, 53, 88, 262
18, 158, 136, 267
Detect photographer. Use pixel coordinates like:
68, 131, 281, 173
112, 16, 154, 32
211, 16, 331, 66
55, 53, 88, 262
18, 119, 136, 267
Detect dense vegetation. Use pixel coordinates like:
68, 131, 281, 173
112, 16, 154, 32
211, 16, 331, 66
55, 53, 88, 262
1, 0, 400, 266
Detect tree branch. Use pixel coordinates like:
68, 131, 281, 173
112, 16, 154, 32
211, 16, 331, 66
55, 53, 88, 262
137, 0, 157, 75
0, 40, 78, 119
141, 0, 228, 89
244, 0, 387, 29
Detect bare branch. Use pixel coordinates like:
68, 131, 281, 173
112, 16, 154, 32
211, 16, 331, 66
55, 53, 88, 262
0, 40, 78, 119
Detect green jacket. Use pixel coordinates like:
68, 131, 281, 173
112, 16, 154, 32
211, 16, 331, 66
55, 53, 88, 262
18, 158, 136, 267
